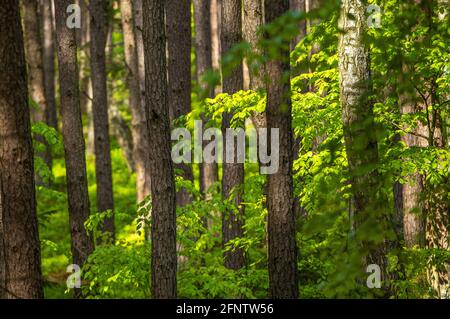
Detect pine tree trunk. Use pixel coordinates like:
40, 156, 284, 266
0, 0, 44, 299
54, 0, 94, 298
265, 0, 299, 299
23, 0, 52, 170
119, 0, 151, 202
143, 0, 177, 299
89, 0, 115, 238
220, 0, 245, 270
211, 0, 222, 95
166, 0, 194, 207
134, 0, 146, 108
194, 0, 219, 195
41, 0, 58, 131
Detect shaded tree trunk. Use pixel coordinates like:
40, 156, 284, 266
194, 0, 219, 195
143, 0, 177, 299
119, 0, 151, 202
89, 0, 115, 239
54, 0, 94, 298
166, 0, 194, 207
23, 0, 52, 170
220, 0, 245, 270
41, 0, 58, 131
265, 0, 299, 299
0, 0, 44, 299
134, 0, 146, 108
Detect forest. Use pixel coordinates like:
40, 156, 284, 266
0, 0, 448, 300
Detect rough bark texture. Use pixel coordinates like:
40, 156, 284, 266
166, 0, 194, 207
143, 0, 177, 299
119, 0, 151, 202
89, 0, 115, 238
265, 0, 299, 299
134, 0, 146, 107
23, 0, 52, 169
54, 0, 94, 297
339, 0, 390, 289
194, 0, 219, 195
0, 0, 44, 299
399, 92, 427, 247
41, 0, 58, 131
221, 0, 245, 270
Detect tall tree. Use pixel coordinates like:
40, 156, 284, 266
40, 0, 58, 131
143, 0, 177, 299
23, 0, 52, 169
166, 0, 194, 207
119, 0, 151, 203
54, 0, 94, 297
211, 0, 222, 95
194, 0, 219, 195
89, 0, 115, 239
220, 0, 246, 270
0, 0, 44, 299
338, 0, 390, 287
265, 0, 299, 299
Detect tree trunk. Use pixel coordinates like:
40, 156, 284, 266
220, 0, 245, 270
134, 0, 146, 108
89, 0, 115, 239
265, 0, 299, 299
143, 0, 177, 299
0, 0, 44, 299
54, 0, 94, 298
23, 0, 52, 170
40, 0, 58, 131
119, 0, 151, 202
194, 0, 219, 195
211, 0, 222, 95
166, 0, 194, 207
338, 0, 390, 289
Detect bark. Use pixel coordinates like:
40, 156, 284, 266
119, 0, 151, 202
0, 0, 44, 299
220, 0, 245, 270
89, 0, 115, 238
41, 0, 58, 131
265, 0, 299, 299
194, 0, 219, 195
166, 0, 194, 207
211, 0, 222, 95
338, 0, 390, 288
143, 0, 177, 299
23, 0, 52, 170
134, 0, 146, 107
54, 0, 94, 297
398, 89, 427, 247
290, 0, 307, 50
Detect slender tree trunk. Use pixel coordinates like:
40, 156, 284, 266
211, 0, 222, 95
143, 0, 177, 299
119, 0, 151, 202
166, 0, 194, 207
265, 0, 299, 299
89, 0, 115, 239
220, 0, 245, 270
0, 0, 44, 299
41, 0, 58, 131
134, 0, 146, 108
398, 87, 427, 247
194, 0, 219, 195
23, 0, 52, 170
338, 0, 390, 290
54, 0, 94, 298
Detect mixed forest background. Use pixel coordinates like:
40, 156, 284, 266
0, 0, 449, 299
